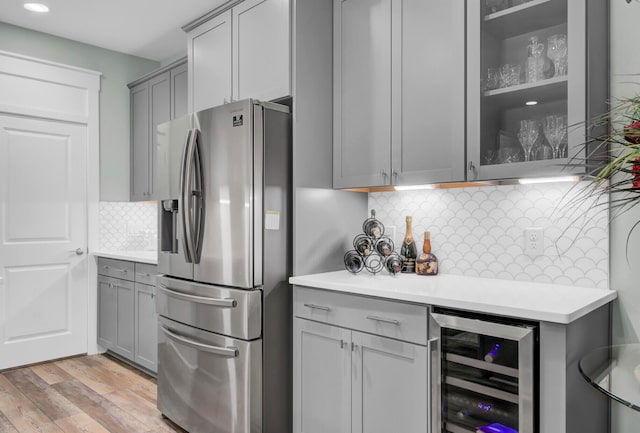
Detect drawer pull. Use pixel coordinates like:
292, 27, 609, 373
366, 315, 400, 325
158, 284, 237, 308
303, 303, 331, 312
137, 272, 152, 277
160, 326, 239, 357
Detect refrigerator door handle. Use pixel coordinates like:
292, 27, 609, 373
179, 129, 193, 263
191, 128, 205, 264
180, 129, 196, 263
157, 284, 238, 308
160, 326, 239, 357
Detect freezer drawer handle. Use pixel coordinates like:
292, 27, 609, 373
366, 315, 400, 325
160, 326, 239, 357
158, 284, 238, 308
303, 303, 331, 312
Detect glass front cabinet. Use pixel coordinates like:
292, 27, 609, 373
466, 0, 608, 181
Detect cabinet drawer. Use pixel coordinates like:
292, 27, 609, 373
97, 258, 134, 281
135, 263, 157, 286
294, 286, 428, 345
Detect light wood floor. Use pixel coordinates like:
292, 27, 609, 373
0, 354, 186, 433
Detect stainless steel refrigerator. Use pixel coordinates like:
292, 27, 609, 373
154, 99, 291, 433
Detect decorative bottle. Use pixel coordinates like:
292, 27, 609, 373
416, 231, 439, 275
400, 216, 417, 273
525, 36, 544, 83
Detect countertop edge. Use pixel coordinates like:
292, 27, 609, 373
289, 274, 617, 325
92, 251, 158, 265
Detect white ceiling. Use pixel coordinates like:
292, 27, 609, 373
0, 0, 227, 61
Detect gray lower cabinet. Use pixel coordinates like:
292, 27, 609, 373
97, 258, 158, 373
293, 286, 429, 433
128, 57, 188, 201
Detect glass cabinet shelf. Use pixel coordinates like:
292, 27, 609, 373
484, 75, 567, 108
484, 0, 567, 39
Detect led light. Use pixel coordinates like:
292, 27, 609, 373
394, 184, 435, 191
518, 176, 579, 185
24, 3, 49, 12
525, 100, 538, 106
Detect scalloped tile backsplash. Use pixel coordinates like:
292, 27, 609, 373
369, 182, 608, 289
99, 201, 157, 251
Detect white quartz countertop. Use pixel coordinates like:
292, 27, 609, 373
92, 250, 158, 265
289, 271, 617, 324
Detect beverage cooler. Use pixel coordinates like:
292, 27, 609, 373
429, 308, 538, 433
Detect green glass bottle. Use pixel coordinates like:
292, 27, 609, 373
400, 216, 417, 273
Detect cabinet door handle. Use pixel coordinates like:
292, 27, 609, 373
468, 161, 476, 172
303, 303, 331, 312
340, 339, 345, 349
381, 169, 388, 179
366, 315, 400, 325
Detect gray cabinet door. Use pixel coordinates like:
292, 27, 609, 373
114, 279, 135, 359
134, 283, 157, 373
148, 71, 171, 200
188, 10, 232, 112
333, 0, 392, 188
130, 82, 150, 201
171, 62, 189, 120
294, 318, 351, 433
97, 276, 116, 350
232, 0, 291, 102
392, 0, 465, 185
351, 331, 428, 433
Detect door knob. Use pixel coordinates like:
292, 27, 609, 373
71, 248, 84, 256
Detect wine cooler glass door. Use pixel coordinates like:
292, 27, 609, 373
429, 311, 535, 433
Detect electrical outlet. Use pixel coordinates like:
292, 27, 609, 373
524, 227, 544, 257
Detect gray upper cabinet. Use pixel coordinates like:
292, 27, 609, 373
466, 0, 608, 181
333, 0, 465, 189
128, 58, 188, 201
185, 0, 291, 113
188, 10, 232, 112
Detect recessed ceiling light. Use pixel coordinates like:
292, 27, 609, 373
525, 101, 538, 106
24, 3, 49, 13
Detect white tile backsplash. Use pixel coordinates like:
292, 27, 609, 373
99, 201, 157, 251
369, 181, 609, 289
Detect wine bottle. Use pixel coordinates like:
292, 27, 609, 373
353, 234, 374, 256
416, 231, 439, 275
400, 216, 417, 273
484, 343, 501, 363
375, 236, 394, 257
362, 209, 384, 239
384, 253, 404, 275
344, 250, 364, 274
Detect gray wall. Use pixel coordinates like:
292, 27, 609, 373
610, 1, 640, 430
292, 0, 367, 275
0, 21, 160, 201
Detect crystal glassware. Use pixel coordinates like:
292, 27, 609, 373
500, 64, 521, 88
543, 114, 568, 159
517, 120, 540, 162
547, 34, 568, 77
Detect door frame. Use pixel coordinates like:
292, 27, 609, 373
0, 50, 101, 356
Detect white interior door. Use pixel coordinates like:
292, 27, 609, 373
0, 114, 88, 370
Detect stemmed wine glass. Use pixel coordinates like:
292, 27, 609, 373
543, 115, 568, 159
517, 120, 540, 162
547, 34, 568, 77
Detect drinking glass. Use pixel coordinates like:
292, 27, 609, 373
543, 114, 568, 159
485, 0, 507, 13
485, 68, 500, 91
517, 120, 540, 162
500, 64, 521, 88
547, 34, 568, 77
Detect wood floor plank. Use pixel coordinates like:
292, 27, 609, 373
89, 360, 157, 404
0, 375, 64, 433
0, 411, 19, 433
104, 389, 179, 433
53, 358, 115, 395
52, 379, 151, 433
3, 369, 79, 422
53, 413, 111, 433
29, 364, 74, 386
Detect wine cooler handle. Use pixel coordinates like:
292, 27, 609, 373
427, 337, 439, 433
